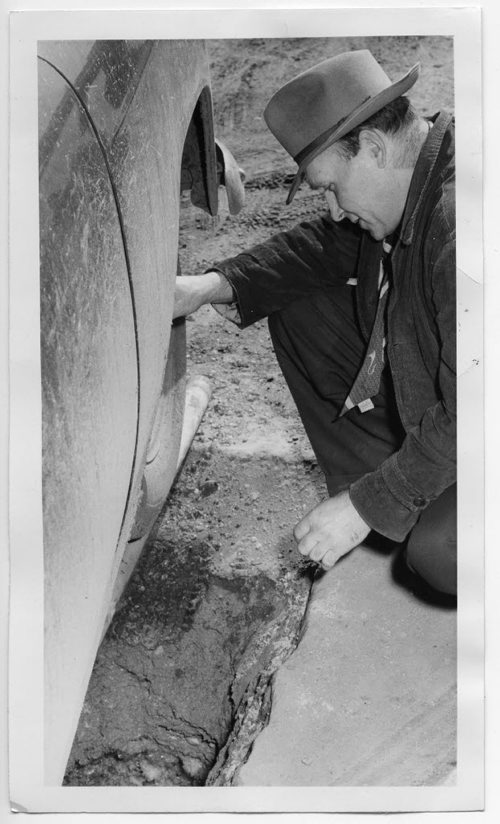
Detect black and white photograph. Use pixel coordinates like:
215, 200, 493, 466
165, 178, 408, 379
6, 4, 485, 817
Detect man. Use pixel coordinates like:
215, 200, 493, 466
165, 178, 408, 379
174, 49, 456, 596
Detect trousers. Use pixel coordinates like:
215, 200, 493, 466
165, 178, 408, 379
268, 286, 457, 597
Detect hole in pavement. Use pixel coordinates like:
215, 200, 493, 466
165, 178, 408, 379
63, 449, 321, 786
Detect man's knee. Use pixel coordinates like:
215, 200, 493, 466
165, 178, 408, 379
267, 302, 292, 352
405, 484, 457, 596
267, 297, 319, 351
269, 288, 359, 349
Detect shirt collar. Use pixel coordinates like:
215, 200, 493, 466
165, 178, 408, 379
399, 111, 454, 246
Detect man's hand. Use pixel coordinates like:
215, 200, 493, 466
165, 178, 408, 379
294, 490, 371, 570
174, 275, 208, 319
173, 272, 234, 319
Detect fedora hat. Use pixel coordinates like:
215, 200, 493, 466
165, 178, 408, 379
263, 49, 420, 204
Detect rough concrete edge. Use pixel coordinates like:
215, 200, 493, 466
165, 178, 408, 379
206, 571, 317, 786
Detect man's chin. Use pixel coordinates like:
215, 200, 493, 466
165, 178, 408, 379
366, 225, 385, 241
357, 218, 386, 241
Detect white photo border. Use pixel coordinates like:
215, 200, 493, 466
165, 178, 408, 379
8, 5, 483, 815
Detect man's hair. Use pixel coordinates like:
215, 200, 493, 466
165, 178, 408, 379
335, 96, 421, 167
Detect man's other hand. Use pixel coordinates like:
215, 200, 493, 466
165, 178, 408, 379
173, 272, 234, 319
294, 490, 371, 570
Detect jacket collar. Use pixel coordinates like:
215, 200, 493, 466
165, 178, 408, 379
399, 111, 454, 246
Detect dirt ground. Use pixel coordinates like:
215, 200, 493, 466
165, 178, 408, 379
65, 36, 455, 786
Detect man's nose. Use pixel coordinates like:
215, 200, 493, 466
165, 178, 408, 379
324, 190, 345, 222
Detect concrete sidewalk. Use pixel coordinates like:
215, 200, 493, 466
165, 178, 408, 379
236, 541, 456, 786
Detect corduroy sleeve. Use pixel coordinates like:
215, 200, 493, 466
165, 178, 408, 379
209, 213, 362, 328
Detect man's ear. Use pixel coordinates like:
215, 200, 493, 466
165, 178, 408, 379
359, 129, 387, 168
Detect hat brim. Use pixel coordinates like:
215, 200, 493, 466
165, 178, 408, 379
286, 62, 420, 205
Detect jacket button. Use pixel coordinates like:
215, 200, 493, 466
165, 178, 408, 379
413, 496, 427, 508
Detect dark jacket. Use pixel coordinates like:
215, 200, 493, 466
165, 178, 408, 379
212, 112, 456, 541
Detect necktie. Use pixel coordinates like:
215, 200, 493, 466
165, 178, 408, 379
339, 240, 392, 417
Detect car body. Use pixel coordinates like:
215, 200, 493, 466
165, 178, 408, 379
38, 39, 242, 784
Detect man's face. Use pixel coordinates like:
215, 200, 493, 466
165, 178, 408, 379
305, 135, 407, 241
